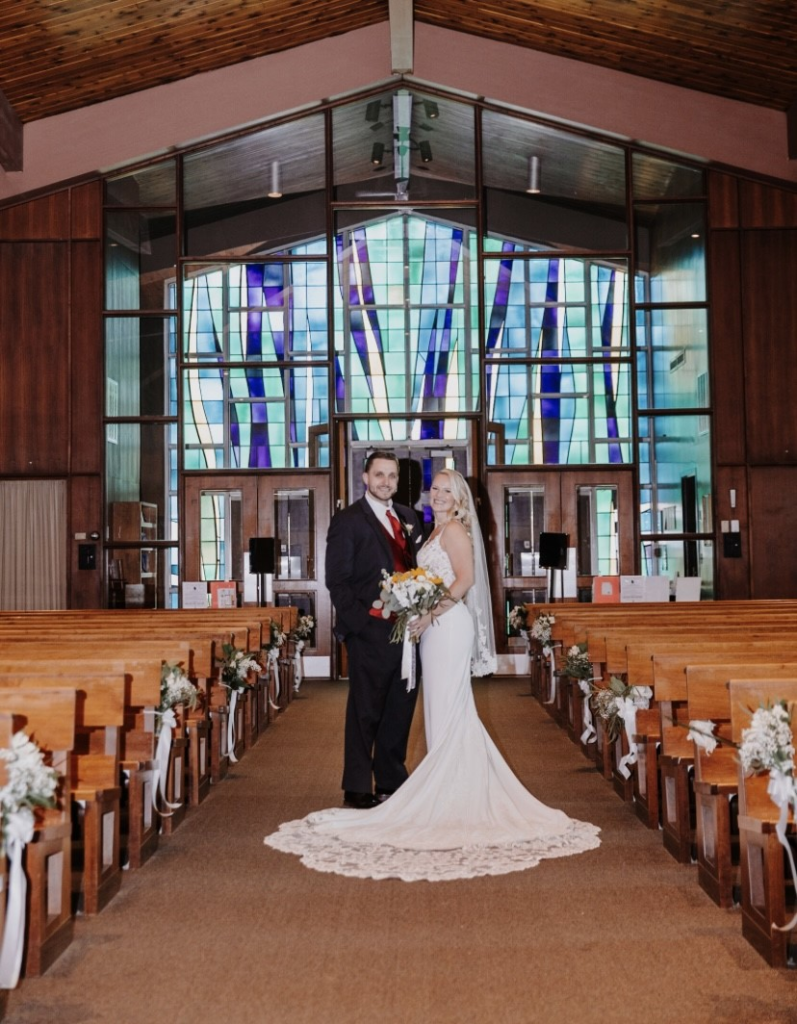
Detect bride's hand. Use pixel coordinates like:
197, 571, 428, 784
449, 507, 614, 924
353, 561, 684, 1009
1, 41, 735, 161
409, 612, 432, 639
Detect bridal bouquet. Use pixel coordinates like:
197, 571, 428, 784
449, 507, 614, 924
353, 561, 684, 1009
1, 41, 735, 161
373, 567, 450, 645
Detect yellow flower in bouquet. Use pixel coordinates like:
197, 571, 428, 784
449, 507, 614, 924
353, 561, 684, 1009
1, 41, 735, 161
373, 567, 450, 645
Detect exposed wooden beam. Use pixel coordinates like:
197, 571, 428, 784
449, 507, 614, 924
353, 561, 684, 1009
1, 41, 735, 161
390, 0, 414, 74
0, 86, 22, 172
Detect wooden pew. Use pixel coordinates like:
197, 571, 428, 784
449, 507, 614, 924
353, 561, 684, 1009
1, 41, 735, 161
0, 645, 188, 870
0, 688, 76, 977
685, 663, 797, 909
0, 673, 126, 917
731, 681, 797, 968
652, 646, 797, 864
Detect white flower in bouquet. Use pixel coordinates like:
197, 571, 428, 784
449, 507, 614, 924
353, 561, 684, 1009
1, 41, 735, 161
529, 612, 555, 646
687, 719, 719, 755
160, 662, 199, 713
372, 568, 450, 645
740, 703, 795, 777
508, 605, 529, 632
221, 643, 264, 690
0, 731, 59, 856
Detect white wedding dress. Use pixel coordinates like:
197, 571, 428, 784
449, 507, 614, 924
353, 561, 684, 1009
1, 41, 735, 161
264, 532, 600, 881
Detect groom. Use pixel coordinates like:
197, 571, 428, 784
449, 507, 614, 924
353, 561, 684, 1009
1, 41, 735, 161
326, 450, 424, 809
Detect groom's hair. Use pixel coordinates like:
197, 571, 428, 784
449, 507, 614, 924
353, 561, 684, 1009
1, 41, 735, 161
364, 450, 400, 472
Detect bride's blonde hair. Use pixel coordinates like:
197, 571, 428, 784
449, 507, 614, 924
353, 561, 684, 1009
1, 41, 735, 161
435, 468, 474, 532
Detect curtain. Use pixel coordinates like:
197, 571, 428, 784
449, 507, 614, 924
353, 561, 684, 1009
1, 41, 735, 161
0, 480, 67, 609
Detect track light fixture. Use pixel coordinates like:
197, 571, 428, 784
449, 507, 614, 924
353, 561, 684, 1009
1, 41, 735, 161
371, 142, 385, 166
268, 159, 283, 199
424, 100, 439, 119
419, 140, 433, 163
526, 155, 541, 195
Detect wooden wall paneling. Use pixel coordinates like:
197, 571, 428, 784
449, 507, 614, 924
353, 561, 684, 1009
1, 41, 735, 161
740, 180, 797, 229
0, 192, 70, 240
748, 467, 797, 598
708, 230, 747, 465
69, 474, 103, 608
70, 180, 103, 240
707, 172, 739, 229
0, 242, 70, 474
741, 230, 797, 465
70, 241, 103, 475
712, 464, 750, 599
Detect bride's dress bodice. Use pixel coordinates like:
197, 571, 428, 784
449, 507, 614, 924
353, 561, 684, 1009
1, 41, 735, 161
417, 530, 455, 587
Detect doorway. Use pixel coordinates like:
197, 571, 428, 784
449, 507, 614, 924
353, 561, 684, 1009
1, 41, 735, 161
486, 468, 635, 646
183, 473, 331, 658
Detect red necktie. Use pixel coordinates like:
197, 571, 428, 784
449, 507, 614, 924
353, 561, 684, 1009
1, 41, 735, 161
386, 509, 408, 551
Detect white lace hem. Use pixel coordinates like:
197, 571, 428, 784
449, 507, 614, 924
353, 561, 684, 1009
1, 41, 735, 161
264, 817, 601, 882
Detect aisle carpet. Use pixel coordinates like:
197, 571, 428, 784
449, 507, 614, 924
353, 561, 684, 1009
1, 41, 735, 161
5, 679, 796, 1024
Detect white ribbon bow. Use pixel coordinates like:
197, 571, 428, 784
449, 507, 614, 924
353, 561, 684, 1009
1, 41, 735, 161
579, 679, 596, 743
616, 686, 653, 779
542, 645, 557, 705
0, 808, 35, 989
268, 648, 280, 711
227, 688, 239, 764
402, 622, 417, 692
153, 708, 183, 816
293, 640, 305, 694
768, 770, 797, 933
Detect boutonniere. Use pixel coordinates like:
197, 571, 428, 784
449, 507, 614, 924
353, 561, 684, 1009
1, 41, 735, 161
404, 523, 414, 537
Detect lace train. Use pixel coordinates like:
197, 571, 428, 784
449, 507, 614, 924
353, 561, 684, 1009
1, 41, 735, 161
264, 814, 601, 882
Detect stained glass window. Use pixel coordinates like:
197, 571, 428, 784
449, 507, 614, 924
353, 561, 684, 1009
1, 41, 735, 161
484, 256, 631, 465
333, 215, 479, 428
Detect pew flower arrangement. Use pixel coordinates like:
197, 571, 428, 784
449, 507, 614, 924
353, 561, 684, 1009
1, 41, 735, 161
508, 605, 529, 634
220, 643, 263, 691
738, 702, 795, 779
159, 662, 199, 714
529, 612, 555, 649
564, 643, 592, 683
737, 701, 797, 933
0, 732, 59, 855
262, 620, 287, 654
0, 731, 60, 989
589, 676, 653, 742
288, 614, 315, 644
288, 615, 315, 695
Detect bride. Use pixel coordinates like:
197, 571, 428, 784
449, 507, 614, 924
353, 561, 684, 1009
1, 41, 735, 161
264, 469, 600, 881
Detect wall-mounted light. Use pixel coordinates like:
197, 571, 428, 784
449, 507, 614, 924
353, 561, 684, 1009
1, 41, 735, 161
424, 100, 439, 119
268, 160, 283, 199
526, 155, 541, 194
371, 142, 385, 166
419, 140, 433, 163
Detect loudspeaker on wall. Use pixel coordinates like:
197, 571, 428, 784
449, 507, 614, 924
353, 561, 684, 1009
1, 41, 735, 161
249, 537, 276, 574
538, 532, 569, 570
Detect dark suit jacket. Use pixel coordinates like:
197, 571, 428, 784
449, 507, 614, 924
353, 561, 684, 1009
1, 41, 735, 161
325, 496, 423, 640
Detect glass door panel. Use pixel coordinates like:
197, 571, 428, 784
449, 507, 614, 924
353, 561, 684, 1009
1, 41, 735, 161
576, 485, 619, 577
505, 487, 546, 577
274, 489, 315, 580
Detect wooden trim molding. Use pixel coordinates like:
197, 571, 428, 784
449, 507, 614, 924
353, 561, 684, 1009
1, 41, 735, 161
0, 86, 22, 172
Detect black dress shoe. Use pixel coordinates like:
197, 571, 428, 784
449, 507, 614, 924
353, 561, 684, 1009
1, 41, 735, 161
343, 791, 378, 809
375, 789, 395, 803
